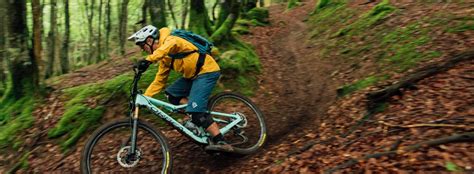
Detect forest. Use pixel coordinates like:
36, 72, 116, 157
1, 0, 473, 173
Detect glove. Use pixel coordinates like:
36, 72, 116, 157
135, 59, 151, 72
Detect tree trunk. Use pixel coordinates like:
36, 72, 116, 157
189, 0, 213, 37
97, 0, 103, 63
259, 0, 264, 7
141, 0, 148, 26
211, 0, 219, 22
85, 0, 95, 63
32, 0, 43, 79
181, 0, 189, 29
244, 0, 257, 12
5, 0, 39, 99
210, 0, 240, 44
45, 0, 58, 79
119, 0, 129, 55
60, 0, 70, 74
0, 1, 6, 88
167, 0, 179, 28
105, 0, 111, 58
216, 0, 232, 29
149, 0, 167, 28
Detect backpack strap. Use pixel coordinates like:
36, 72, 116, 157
169, 50, 198, 70
192, 53, 206, 79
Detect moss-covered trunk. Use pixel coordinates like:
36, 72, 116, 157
149, 0, 167, 28
118, 0, 129, 55
215, 0, 232, 30
105, 0, 111, 58
44, 0, 57, 79
0, 1, 6, 88
188, 0, 213, 37
210, 0, 240, 44
60, 0, 70, 74
5, 0, 39, 99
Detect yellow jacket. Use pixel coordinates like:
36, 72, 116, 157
144, 27, 220, 97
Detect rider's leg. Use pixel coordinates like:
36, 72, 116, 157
164, 77, 192, 105
185, 72, 225, 140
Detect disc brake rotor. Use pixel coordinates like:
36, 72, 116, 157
116, 146, 142, 168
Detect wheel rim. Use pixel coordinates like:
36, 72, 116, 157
84, 122, 169, 173
209, 94, 266, 151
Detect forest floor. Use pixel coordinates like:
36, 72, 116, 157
1, 0, 473, 173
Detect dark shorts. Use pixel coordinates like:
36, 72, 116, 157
165, 72, 221, 113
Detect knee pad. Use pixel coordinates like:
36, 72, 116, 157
165, 91, 181, 105
188, 112, 214, 129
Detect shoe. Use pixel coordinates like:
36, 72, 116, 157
205, 141, 234, 152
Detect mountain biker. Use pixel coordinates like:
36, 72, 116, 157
128, 25, 233, 152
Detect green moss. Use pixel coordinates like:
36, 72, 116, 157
307, 2, 353, 38
232, 25, 251, 35
0, 97, 35, 148
246, 7, 269, 24
287, 0, 300, 10
312, 0, 345, 15
217, 38, 261, 95
381, 23, 441, 72
334, 0, 395, 37
446, 18, 474, 33
337, 75, 389, 97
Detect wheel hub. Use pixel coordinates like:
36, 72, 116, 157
117, 146, 142, 168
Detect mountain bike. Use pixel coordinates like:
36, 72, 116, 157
80, 67, 267, 173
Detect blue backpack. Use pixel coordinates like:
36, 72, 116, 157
168, 29, 214, 79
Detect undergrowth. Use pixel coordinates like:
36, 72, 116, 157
0, 97, 35, 149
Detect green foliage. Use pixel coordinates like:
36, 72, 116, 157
446, 17, 474, 33
46, 65, 183, 149
381, 23, 440, 72
307, 2, 352, 38
337, 75, 388, 97
335, 0, 395, 37
217, 38, 261, 95
445, 161, 462, 172
246, 7, 270, 25
287, 0, 301, 10
0, 97, 35, 149
312, 0, 345, 15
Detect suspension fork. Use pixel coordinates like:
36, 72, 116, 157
129, 106, 139, 157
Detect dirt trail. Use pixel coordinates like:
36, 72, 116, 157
167, 1, 344, 172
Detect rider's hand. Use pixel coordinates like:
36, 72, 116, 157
135, 59, 151, 72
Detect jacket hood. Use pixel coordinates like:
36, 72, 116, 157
158, 27, 171, 46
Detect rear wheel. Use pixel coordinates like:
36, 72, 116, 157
208, 92, 267, 154
80, 119, 172, 173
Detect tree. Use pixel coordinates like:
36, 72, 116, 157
140, 0, 148, 26
97, 0, 103, 62
181, 0, 189, 29
32, 0, 43, 78
215, 0, 232, 29
119, 0, 129, 55
45, 0, 58, 79
105, 0, 111, 58
149, 0, 167, 28
243, 0, 257, 12
0, 1, 6, 88
210, 0, 241, 44
85, 0, 95, 63
188, 0, 213, 37
60, 0, 70, 74
167, 0, 179, 28
4, 0, 40, 99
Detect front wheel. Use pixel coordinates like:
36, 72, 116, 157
80, 119, 172, 173
208, 92, 267, 154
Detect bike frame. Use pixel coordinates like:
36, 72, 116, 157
134, 94, 243, 144
127, 69, 242, 155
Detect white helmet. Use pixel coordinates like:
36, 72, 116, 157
128, 25, 158, 44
